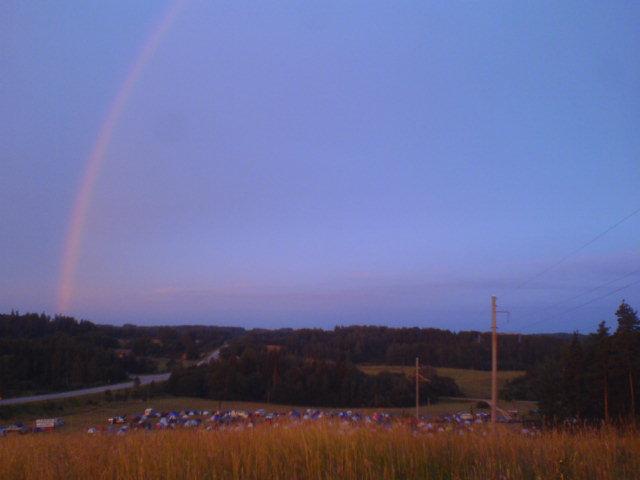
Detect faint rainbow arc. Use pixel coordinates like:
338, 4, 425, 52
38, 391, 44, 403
57, 0, 186, 313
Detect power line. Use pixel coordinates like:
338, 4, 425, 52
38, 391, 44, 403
506, 206, 640, 294
517, 276, 640, 332
509, 266, 640, 328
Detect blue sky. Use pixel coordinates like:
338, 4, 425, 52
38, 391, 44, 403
1, 1, 639, 332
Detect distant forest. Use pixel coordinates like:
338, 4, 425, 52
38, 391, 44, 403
0, 312, 242, 397
223, 326, 569, 371
167, 349, 462, 408
0, 311, 572, 401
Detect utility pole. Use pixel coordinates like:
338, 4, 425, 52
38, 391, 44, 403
604, 374, 609, 424
629, 371, 635, 420
414, 358, 431, 421
415, 356, 419, 420
491, 295, 498, 426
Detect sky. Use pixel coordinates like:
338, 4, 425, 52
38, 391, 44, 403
1, 1, 639, 332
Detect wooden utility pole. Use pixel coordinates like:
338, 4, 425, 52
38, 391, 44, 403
491, 295, 498, 425
629, 371, 636, 420
604, 373, 609, 424
415, 357, 420, 420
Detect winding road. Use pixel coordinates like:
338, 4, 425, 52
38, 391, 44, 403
0, 344, 226, 407
196, 344, 224, 366
0, 373, 171, 406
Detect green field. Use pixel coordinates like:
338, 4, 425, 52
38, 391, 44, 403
359, 365, 526, 399
0, 366, 533, 432
1, 395, 536, 434
0, 397, 466, 433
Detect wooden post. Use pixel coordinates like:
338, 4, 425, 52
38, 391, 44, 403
415, 357, 419, 420
604, 373, 609, 424
630, 371, 636, 420
491, 295, 498, 426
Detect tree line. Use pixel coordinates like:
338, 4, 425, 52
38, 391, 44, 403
0, 312, 242, 396
0, 313, 129, 396
0, 311, 576, 400
502, 301, 640, 423
225, 326, 569, 370
166, 347, 461, 408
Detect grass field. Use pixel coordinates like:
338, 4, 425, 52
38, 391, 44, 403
1, 395, 535, 434
359, 365, 526, 399
1, 423, 638, 479
0, 364, 533, 432
0, 365, 534, 434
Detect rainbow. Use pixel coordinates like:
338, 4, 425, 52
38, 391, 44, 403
57, 0, 187, 314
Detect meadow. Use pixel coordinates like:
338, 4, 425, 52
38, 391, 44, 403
1, 423, 639, 480
359, 365, 525, 399
1, 395, 535, 434
0, 362, 534, 433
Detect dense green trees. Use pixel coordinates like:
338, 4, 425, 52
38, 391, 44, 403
503, 302, 640, 423
0, 318, 128, 396
167, 347, 461, 408
225, 326, 568, 370
107, 324, 244, 358
0, 312, 243, 396
0, 311, 577, 402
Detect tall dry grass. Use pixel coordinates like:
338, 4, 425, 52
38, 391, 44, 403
0, 424, 638, 479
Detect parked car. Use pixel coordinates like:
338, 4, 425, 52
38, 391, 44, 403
5, 423, 28, 434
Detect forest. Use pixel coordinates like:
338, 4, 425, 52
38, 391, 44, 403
0, 312, 243, 397
224, 326, 570, 370
502, 301, 640, 423
1, 311, 575, 404
167, 347, 461, 407
0, 313, 128, 396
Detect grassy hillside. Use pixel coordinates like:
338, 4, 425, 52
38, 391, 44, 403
359, 365, 526, 399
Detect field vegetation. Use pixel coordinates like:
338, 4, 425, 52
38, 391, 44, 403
359, 365, 525, 399
2, 396, 527, 433
1, 424, 638, 479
